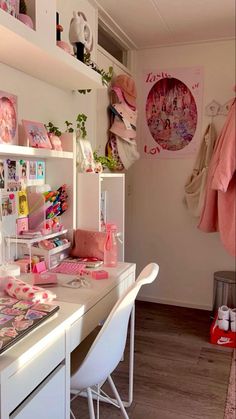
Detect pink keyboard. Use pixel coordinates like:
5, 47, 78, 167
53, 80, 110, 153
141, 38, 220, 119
51, 262, 86, 274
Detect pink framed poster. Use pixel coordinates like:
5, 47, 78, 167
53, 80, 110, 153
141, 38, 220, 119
142, 67, 203, 159
0, 0, 19, 17
22, 120, 52, 149
0, 91, 18, 145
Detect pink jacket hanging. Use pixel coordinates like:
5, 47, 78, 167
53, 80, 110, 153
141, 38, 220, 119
198, 99, 235, 257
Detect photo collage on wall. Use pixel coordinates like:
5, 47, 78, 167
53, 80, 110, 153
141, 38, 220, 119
0, 159, 45, 191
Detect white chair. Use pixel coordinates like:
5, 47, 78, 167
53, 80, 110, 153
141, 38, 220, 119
70, 262, 159, 419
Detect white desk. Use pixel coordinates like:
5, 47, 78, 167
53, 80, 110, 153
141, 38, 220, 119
0, 262, 136, 418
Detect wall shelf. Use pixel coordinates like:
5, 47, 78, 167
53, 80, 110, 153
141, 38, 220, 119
0, 144, 73, 159
0, 8, 103, 91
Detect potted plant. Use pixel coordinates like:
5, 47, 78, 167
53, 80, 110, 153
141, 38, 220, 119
17, 0, 34, 29
64, 113, 88, 139
45, 122, 62, 151
93, 150, 118, 172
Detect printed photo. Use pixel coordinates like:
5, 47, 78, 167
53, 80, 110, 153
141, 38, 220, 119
1, 196, 13, 216
0, 160, 5, 189
17, 190, 28, 217
6, 159, 16, 181
22, 120, 52, 149
36, 161, 45, 180
29, 161, 36, 179
18, 160, 28, 184
0, 91, 18, 145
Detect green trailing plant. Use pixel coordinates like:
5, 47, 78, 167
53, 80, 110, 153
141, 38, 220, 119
77, 53, 113, 94
64, 120, 74, 133
19, 0, 27, 14
64, 114, 88, 138
45, 122, 62, 137
93, 151, 118, 171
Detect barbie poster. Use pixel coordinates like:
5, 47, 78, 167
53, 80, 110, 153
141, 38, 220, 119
142, 67, 203, 158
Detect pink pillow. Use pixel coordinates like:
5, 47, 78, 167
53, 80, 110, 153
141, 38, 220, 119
70, 229, 106, 260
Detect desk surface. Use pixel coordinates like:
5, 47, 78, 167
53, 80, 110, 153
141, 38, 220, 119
0, 262, 135, 376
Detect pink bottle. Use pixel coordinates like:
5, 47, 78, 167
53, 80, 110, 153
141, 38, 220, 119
104, 223, 118, 267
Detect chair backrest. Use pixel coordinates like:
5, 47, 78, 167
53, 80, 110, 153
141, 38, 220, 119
71, 263, 159, 390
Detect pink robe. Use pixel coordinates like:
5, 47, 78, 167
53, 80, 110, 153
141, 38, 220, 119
198, 99, 236, 257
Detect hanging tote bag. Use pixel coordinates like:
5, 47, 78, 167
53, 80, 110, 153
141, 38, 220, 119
184, 123, 217, 217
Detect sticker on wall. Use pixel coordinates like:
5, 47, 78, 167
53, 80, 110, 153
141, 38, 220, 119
142, 67, 203, 158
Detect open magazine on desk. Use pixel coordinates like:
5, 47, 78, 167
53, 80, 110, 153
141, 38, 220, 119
0, 297, 59, 355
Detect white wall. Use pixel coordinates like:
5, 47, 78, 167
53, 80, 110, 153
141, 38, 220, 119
126, 40, 235, 310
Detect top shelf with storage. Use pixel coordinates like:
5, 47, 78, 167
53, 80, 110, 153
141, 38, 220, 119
0, 3, 103, 91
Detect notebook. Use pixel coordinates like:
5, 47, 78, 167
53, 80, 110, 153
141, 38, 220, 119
0, 297, 60, 355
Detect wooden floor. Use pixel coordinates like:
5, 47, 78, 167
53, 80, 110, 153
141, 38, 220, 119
71, 302, 233, 419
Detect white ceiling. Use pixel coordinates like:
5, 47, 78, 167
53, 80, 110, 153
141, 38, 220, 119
94, 0, 236, 49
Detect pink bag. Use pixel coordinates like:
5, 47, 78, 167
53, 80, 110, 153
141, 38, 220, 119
70, 229, 106, 260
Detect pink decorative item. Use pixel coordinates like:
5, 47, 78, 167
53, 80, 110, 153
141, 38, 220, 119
17, 13, 33, 29
32, 261, 47, 274
48, 133, 63, 151
0, 0, 19, 17
70, 229, 106, 260
4, 276, 56, 303
104, 223, 118, 267
22, 119, 52, 149
91, 270, 109, 280
0, 90, 18, 145
33, 273, 58, 286
16, 217, 28, 234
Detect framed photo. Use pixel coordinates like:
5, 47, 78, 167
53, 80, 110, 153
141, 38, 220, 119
22, 120, 52, 149
0, 90, 18, 145
0, 0, 19, 17
78, 139, 95, 171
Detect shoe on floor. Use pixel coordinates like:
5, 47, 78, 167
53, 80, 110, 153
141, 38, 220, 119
218, 305, 230, 331
230, 308, 236, 332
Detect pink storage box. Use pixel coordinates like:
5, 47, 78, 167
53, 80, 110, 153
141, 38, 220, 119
91, 270, 109, 280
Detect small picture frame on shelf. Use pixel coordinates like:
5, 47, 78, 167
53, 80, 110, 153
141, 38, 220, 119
0, 90, 18, 145
22, 120, 52, 149
0, 0, 19, 17
78, 139, 95, 172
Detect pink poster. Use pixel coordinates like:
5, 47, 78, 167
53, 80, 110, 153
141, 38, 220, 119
142, 67, 203, 158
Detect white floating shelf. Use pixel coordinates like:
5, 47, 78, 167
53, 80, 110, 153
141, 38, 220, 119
0, 9, 103, 91
0, 144, 73, 159
6, 229, 68, 244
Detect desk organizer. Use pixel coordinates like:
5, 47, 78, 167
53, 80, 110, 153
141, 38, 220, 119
31, 242, 71, 269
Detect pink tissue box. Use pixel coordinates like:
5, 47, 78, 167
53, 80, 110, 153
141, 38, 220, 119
33, 273, 58, 286
91, 270, 109, 280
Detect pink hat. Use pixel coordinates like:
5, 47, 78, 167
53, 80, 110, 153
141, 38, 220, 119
110, 116, 136, 140
111, 103, 137, 128
112, 75, 137, 107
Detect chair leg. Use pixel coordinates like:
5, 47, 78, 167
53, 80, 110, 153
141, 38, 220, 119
87, 387, 96, 419
107, 375, 129, 419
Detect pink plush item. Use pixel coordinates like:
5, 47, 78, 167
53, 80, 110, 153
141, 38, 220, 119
4, 277, 56, 303
70, 229, 106, 260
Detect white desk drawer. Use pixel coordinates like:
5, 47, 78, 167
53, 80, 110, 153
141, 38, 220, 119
7, 332, 65, 414
10, 364, 66, 419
